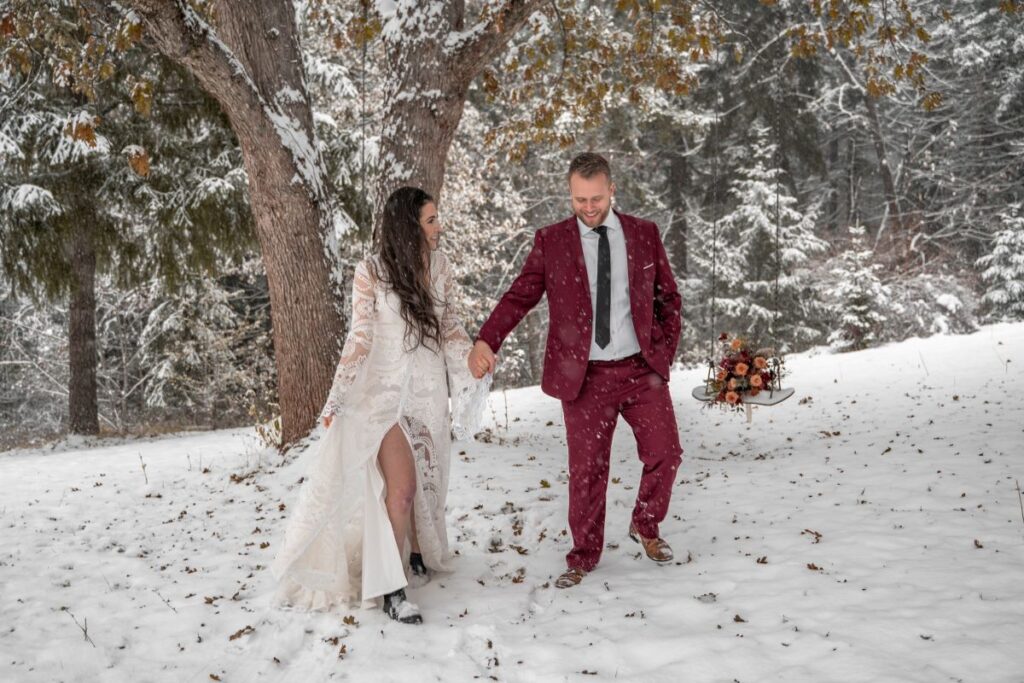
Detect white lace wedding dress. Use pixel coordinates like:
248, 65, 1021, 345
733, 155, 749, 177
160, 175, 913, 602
271, 250, 490, 609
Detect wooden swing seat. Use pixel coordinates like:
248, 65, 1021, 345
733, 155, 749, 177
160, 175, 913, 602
691, 384, 795, 406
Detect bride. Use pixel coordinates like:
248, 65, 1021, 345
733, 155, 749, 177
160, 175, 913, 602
271, 186, 489, 624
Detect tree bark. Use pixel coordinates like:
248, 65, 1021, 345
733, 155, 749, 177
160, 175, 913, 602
827, 132, 840, 232
373, 0, 546, 229
67, 210, 99, 435
125, 0, 344, 445
664, 141, 690, 359
664, 139, 690, 280
863, 92, 903, 235
847, 137, 859, 225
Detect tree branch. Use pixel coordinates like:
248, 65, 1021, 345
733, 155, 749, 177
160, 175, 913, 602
117, 1, 264, 111
451, 0, 547, 80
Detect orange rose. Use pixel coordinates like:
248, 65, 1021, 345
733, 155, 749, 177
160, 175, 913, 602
750, 374, 763, 388
754, 356, 767, 369
730, 338, 743, 351
725, 391, 740, 404
735, 362, 749, 376
716, 370, 727, 382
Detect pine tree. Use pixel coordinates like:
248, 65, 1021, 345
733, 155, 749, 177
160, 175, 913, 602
825, 225, 890, 351
977, 206, 1024, 321
0, 42, 253, 434
710, 122, 827, 351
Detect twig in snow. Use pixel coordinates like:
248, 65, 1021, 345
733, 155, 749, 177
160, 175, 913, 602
62, 608, 96, 648
918, 351, 929, 376
153, 589, 178, 613
1016, 480, 1024, 528
139, 453, 148, 485
489, 396, 499, 431
503, 388, 510, 430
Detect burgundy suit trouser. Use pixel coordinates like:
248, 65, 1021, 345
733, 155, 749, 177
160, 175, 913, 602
561, 353, 683, 572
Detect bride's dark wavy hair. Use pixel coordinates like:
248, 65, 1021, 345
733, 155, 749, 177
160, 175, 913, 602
372, 186, 443, 352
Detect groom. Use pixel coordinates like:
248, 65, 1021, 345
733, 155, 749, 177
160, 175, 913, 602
468, 152, 683, 588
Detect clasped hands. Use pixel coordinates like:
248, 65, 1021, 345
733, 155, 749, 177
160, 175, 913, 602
468, 340, 496, 379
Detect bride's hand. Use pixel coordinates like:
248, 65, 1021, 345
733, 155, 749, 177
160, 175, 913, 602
468, 340, 496, 379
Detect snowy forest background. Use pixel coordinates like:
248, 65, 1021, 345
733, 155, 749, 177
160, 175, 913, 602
1, 0, 1022, 451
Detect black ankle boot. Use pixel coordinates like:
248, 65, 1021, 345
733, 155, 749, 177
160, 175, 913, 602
409, 552, 428, 577
382, 588, 423, 624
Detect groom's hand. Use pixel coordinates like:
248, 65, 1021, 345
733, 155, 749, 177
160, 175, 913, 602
469, 340, 496, 379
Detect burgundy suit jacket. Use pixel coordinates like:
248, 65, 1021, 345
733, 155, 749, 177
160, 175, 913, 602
477, 210, 682, 402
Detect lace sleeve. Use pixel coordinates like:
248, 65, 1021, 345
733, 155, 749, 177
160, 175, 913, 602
321, 259, 376, 420
439, 254, 491, 440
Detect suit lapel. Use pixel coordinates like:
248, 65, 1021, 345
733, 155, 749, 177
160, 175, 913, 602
563, 216, 591, 324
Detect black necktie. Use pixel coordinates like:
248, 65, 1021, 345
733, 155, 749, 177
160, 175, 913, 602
594, 225, 611, 349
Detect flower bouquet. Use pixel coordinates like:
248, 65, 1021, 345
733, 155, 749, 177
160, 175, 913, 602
704, 332, 783, 408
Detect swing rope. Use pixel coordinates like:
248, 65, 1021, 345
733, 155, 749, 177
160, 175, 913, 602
708, 99, 720, 364
692, 40, 795, 410
773, 100, 782, 352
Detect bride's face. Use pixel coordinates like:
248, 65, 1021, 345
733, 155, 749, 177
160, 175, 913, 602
419, 201, 442, 251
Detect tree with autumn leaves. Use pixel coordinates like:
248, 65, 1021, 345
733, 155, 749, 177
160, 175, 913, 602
0, 20, 252, 435
3, 0, 1010, 445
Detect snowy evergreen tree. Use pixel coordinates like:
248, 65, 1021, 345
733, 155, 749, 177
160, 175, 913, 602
824, 226, 890, 351
977, 206, 1024, 321
0, 261, 275, 447
705, 122, 827, 351
3, 0, 353, 444
0, 37, 253, 434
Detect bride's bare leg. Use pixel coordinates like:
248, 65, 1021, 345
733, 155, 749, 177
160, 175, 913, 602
378, 424, 416, 557
409, 512, 421, 554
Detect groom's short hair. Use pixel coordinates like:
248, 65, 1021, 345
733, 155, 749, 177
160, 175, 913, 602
568, 152, 612, 183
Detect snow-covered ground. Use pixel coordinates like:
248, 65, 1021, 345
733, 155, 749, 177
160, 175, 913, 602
2, 324, 1022, 682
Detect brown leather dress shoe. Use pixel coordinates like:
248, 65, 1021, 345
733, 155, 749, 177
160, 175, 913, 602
629, 524, 674, 563
555, 567, 587, 589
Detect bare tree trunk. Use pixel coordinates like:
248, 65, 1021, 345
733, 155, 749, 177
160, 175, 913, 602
827, 133, 840, 232
375, 51, 471, 216
664, 141, 690, 279
373, 1, 545, 229
662, 135, 690, 359
847, 137, 859, 225
827, 46, 902, 239
67, 210, 99, 435
863, 93, 903, 235
126, 0, 343, 445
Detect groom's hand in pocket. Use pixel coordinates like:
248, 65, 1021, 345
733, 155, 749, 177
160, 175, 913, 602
469, 340, 496, 379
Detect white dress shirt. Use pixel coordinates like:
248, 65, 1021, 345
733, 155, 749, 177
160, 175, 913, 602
577, 209, 641, 360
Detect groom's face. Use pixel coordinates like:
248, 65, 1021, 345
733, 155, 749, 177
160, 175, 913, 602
569, 172, 615, 228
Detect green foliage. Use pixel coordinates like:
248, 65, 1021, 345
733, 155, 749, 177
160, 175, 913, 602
0, 3, 255, 302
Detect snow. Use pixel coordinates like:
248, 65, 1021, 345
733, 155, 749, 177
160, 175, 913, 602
50, 111, 111, 163
1, 183, 62, 217
935, 293, 962, 313
0, 131, 23, 159
1, 324, 1022, 681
